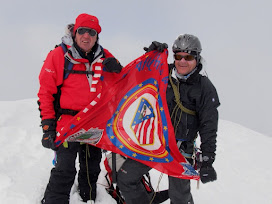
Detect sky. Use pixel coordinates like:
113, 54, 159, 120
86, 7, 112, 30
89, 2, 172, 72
0, 0, 271, 137
0, 98, 271, 203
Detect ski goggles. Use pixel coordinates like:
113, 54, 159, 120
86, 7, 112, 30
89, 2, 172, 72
174, 54, 196, 61
77, 27, 97, 36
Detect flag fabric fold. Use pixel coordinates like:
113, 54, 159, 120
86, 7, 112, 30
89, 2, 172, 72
54, 50, 199, 180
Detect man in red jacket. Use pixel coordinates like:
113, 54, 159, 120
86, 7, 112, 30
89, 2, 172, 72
38, 13, 122, 204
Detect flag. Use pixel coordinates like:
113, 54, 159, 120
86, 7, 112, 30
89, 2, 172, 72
54, 50, 199, 180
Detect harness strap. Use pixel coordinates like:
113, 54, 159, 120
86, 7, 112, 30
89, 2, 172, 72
177, 140, 182, 149
182, 152, 193, 159
177, 140, 194, 159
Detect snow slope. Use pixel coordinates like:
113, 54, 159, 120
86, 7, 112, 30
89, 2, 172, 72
0, 99, 271, 204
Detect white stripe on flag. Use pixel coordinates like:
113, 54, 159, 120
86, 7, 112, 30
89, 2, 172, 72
146, 117, 154, 144
90, 101, 97, 106
140, 119, 148, 144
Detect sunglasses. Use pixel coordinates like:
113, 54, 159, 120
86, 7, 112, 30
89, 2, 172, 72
174, 54, 196, 61
77, 27, 97, 36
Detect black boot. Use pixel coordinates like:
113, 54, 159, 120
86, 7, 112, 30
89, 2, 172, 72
78, 183, 97, 202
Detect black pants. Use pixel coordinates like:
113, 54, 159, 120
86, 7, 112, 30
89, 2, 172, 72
117, 158, 152, 204
42, 143, 102, 204
168, 144, 194, 204
168, 176, 194, 204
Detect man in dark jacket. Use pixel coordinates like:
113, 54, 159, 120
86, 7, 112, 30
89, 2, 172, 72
38, 13, 122, 204
165, 34, 220, 204
118, 35, 220, 204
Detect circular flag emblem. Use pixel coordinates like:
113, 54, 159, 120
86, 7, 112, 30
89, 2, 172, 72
106, 78, 173, 163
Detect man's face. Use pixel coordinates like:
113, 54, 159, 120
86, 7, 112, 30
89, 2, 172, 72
174, 52, 197, 75
74, 27, 97, 53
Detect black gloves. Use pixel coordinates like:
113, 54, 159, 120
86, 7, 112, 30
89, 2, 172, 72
41, 119, 58, 151
200, 164, 217, 184
143, 41, 168, 53
102, 57, 122, 73
199, 152, 217, 184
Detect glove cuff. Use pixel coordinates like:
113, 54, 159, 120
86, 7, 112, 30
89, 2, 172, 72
201, 152, 216, 166
41, 119, 56, 133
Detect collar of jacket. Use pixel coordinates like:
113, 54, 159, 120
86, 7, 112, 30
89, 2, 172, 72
67, 42, 104, 64
73, 41, 97, 61
170, 63, 203, 84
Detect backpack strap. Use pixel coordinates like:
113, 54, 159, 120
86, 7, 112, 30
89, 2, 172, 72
54, 43, 102, 119
64, 68, 94, 76
59, 42, 95, 79
59, 42, 74, 79
64, 57, 74, 79
53, 43, 84, 119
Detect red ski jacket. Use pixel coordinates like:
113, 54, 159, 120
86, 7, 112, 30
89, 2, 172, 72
38, 45, 114, 131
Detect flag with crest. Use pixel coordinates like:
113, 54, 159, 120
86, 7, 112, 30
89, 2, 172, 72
54, 50, 199, 180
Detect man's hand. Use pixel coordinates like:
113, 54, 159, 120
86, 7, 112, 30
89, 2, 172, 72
143, 41, 168, 53
200, 164, 217, 183
199, 152, 217, 183
103, 57, 122, 73
41, 119, 58, 151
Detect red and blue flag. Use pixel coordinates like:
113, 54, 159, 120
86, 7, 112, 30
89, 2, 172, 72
54, 50, 199, 180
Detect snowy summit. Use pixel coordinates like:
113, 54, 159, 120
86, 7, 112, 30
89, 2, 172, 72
0, 98, 271, 204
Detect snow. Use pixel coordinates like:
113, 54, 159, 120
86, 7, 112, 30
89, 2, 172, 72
0, 98, 271, 204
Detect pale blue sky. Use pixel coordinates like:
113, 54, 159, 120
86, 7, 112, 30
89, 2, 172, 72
0, 0, 271, 137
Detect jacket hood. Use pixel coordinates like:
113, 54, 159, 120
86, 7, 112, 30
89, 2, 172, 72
61, 29, 102, 62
